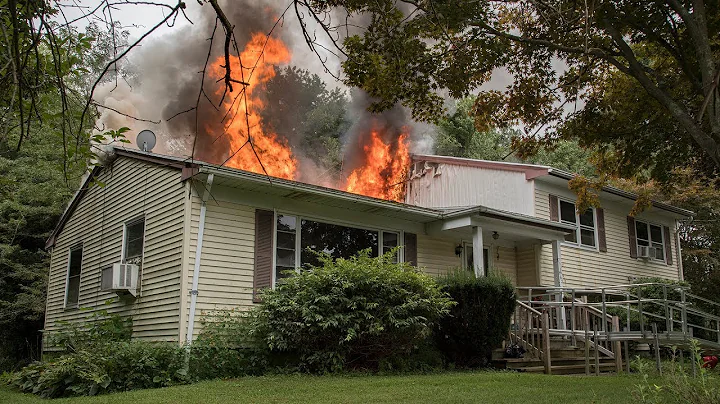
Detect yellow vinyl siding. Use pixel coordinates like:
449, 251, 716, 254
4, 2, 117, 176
416, 234, 518, 283
491, 246, 517, 284
183, 196, 256, 340
44, 157, 185, 347
534, 187, 680, 288
516, 246, 538, 286
416, 234, 462, 276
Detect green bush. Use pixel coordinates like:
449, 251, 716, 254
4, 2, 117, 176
49, 305, 133, 352
7, 341, 188, 398
188, 309, 269, 380
435, 271, 516, 368
254, 249, 454, 373
633, 340, 720, 404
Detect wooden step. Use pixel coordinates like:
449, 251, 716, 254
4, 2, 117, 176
518, 362, 619, 375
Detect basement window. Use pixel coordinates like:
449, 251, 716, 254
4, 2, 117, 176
65, 245, 83, 308
274, 214, 400, 284
559, 199, 597, 248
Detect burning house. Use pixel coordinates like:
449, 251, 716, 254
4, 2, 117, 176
41, 1, 691, 348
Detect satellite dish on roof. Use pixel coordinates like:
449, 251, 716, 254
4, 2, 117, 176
136, 130, 156, 152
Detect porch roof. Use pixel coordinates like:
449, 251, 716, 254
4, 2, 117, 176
429, 205, 576, 243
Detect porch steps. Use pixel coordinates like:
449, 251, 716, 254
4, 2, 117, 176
492, 354, 620, 374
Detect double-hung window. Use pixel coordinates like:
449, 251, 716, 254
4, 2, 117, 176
558, 199, 597, 248
635, 220, 665, 260
65, 246, 83, 308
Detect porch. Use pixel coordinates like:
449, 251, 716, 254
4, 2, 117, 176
501, 283, 720, 375
424, 206, 575, 286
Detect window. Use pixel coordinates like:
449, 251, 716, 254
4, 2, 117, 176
123, 219, 145, 264
274, 214, 398, 283
635, 221, 665, 260
65, 246, 83, 307
462, 243, 489, 274
382, 231, 399, 262
558, 199, 596, 248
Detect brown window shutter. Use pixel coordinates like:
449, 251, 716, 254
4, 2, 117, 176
253, 209, 274, 303
596, 208, 607, 252
404, 233, 417, 266
663, 226, 673, 265
627, 216, 637, 258
549, 195, 559, 221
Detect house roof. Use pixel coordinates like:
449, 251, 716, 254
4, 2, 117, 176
46, 147, 573, 248
411, 154, 694, 217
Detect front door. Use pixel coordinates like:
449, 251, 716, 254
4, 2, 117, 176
463, 242, 489, 275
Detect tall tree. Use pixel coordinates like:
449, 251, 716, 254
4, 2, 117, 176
307, 1, 720, 180
436, 97, 596, 176
260, 66, 350, 177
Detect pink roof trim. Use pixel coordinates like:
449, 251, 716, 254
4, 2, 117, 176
411, 154, 550, 180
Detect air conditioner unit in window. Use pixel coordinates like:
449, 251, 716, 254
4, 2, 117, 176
112, 263, 138, 296
637, 246, 651, 258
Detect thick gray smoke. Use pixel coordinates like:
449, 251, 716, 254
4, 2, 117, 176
93, 0, 431, 188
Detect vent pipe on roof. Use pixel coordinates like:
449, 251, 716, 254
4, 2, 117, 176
186, 173, 214, 343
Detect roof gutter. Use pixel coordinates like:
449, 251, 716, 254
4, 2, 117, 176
547, 169, 695, 217
199, 165, 445, 220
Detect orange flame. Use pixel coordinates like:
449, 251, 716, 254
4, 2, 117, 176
208, 33, 296, 179
344, 129, 410, 202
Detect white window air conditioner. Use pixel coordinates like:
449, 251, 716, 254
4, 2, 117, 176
112, 263, 138, 296
637, 246, 651, 258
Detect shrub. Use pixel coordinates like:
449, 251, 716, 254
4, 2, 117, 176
633, 340, 720, 404
49, 305, 132, 352
7, 341, 187, 398
254, 249, 454, 373
435, 271, 516, 368
188, 309, 269, 380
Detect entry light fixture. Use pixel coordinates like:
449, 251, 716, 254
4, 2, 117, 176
492, 231, 500, 240
454, 244, 464, 257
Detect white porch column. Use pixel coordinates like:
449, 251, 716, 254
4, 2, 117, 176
472, 225, 484, 277
551, 240, 567, 329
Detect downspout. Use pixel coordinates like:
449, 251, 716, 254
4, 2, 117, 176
676, 218, 686, 281
185, 173, 214, 343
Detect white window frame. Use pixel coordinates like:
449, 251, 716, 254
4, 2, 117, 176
461, 241, 490, 274
121, 216, 146, 264
64, 243, 83, 309
558, 198, 598, 251
272, 211, 404, 287
634, 220, 665, 262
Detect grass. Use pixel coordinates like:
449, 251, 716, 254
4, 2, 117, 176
0, 371, 648, 403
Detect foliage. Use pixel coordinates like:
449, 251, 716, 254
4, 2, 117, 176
435, 271, 516, 367
254, 249, 454, 373
0, 130, 84, 371
436, 97, 595, 176
311, 1, 720, 179
6, 341, 188, 398
188, 309, 269, 380
260, 66, 351, 180
632, 340, 720, 404
48, 305, 133, 353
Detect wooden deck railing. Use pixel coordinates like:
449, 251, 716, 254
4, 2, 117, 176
509, 300, 552, 374
511, 284, 720, 375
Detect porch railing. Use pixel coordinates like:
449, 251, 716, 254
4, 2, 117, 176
512, 284, 720, 374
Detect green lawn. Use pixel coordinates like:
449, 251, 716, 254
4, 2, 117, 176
0, 372, 645, 403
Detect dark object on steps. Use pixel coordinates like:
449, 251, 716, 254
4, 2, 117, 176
505, 344, 526, 358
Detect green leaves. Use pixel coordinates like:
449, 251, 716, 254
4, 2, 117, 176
254, 249, 453, 373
